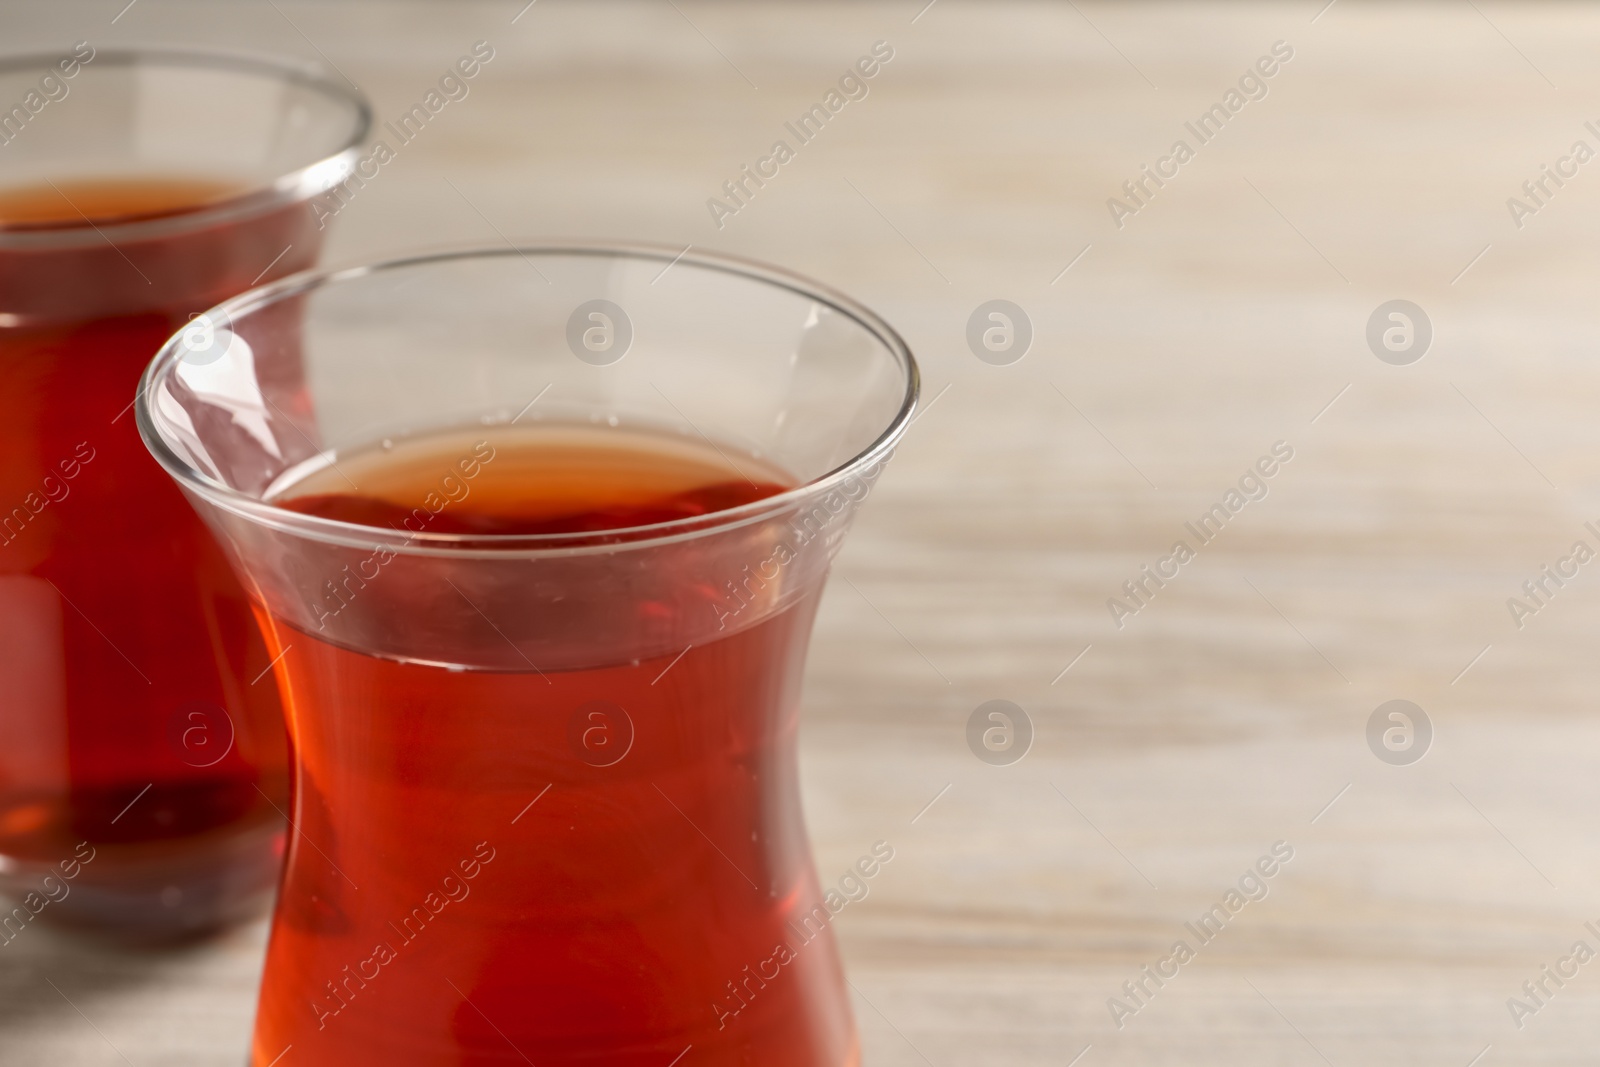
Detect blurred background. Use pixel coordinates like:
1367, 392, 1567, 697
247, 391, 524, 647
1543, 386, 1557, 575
7, 0, 1600, 1063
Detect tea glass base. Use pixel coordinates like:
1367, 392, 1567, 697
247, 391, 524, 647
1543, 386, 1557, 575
0, 819, 283, 943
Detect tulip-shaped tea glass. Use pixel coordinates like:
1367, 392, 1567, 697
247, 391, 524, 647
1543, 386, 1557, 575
136, 246, 917, 1065
0, 47, 368, 938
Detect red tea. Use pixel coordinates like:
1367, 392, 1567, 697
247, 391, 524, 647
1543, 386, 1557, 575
251, 425, 859, 1065
0, 177, 319, 935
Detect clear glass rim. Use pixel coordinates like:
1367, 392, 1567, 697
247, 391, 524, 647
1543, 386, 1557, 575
0, 46, 371, 249
136, 241, 921, 559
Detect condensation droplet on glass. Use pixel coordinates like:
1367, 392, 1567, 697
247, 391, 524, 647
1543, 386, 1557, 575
380, 438, 394, 451
606, 414, 619, 427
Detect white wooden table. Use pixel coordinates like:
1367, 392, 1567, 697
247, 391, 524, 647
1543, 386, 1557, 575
8, 1, 1600, 1063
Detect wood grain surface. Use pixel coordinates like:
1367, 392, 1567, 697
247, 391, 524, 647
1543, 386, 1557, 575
7, 1, 1600, 1063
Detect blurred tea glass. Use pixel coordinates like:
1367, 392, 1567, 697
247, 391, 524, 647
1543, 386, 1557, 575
137, 246, 916, 1064
0, 47, 368, 938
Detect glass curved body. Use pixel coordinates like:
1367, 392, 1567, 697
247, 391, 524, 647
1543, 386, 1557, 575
136, 246, 917, 1065
0, 48, 368, 938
